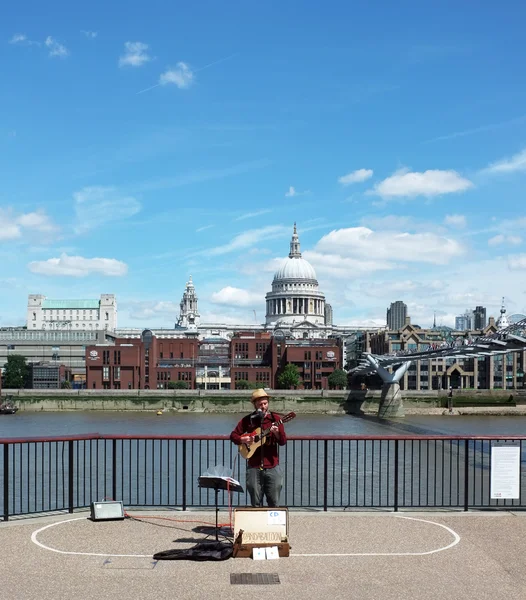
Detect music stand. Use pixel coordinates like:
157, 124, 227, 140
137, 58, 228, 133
198, 469, 244, 541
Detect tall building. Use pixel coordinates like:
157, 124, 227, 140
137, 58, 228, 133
26, 294, 117, 331
386, 301, 407, 330
473, 306, 487, 329
455, 310, 473, 331
324, 303, 333, 326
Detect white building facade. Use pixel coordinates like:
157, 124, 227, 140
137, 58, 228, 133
27, 294, 117, 331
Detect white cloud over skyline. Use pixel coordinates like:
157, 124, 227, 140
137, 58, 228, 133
73, 186, 141, 233
28, 254, 128, 277
370, 169, 473, 198
338, 168, 373, 185
211, 286, 263, 307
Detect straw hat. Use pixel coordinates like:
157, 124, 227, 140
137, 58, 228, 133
250, 388, 270, 404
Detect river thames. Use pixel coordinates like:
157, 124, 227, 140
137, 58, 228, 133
1, 411, 526, 438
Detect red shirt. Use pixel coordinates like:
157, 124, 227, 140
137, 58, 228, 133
230, 411, 287, 469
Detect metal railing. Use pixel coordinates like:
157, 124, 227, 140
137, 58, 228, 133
1, 435, 525, 520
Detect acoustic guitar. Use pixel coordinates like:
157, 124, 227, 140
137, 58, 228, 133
238, 412, 296, 460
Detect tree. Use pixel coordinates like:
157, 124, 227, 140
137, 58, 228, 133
168, 381, 189, 390
235, 379, 250, 390
3, 354, 29, 389
61, 380, 72, 389
277, 363, 300, 389
328, 369, 348, 390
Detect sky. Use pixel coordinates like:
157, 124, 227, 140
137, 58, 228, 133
2, 0, 526, 330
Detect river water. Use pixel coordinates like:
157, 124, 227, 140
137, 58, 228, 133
1, 411, 526, 439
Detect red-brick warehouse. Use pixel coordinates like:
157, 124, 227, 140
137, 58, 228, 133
86, 329, 198, 390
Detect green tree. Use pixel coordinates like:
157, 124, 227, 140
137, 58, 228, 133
61, 380, 72, 389
167, 381, 189, 389
277, 363, 300, 389
235, 379, 250, 390
3, 354, 29, 389
328, 369, 348, 390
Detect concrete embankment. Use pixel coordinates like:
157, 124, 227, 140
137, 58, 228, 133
2, 388, 526, 415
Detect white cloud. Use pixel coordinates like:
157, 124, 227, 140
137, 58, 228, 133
45, 36, 69, 58
0, 208, 59, 241
9, 33, 39, 46
489, 234, 522, 247
369, 168, 473, 198
444, 214, 466, 228
73, 186, 141, 233
338, 168, 373, 185
196, 225, 215, 232
159, 63, 194, 89
211, 286, 263, 307
9, 33, 28, 44
119, 41, 151, 67
285, 186, 297, 197
235, 209, 271, 221
315, 227, 465, 265
484, 149, 526, 174
28, 254, 127, 277
127, 300, 180, 320
303, 250, 395, 277
81, 31, 98, 39
284, 186, 309, 197
508, 254, 526, 270
16, 211, 58, 233
208, 225, 289, 256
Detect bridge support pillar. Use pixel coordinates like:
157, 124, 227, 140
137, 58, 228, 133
365, 355, 411, 419
379, 382, 405, 418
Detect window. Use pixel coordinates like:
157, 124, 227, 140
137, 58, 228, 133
103, 367, 110, 381
103, 350, 110, 365
105, 312, 109, 320
114, 367, 120, 381
33, 312, 36, 321
304, 351, 311, 360
114, 350, 121, 365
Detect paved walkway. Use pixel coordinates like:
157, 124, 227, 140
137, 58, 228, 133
2, 509, 526, 600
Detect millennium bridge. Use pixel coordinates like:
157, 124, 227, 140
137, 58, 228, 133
350, 317, 526, 418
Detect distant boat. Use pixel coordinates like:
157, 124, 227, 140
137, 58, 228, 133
0, 395, 18, 415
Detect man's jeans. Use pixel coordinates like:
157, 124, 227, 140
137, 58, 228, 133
246, 465, 283, 507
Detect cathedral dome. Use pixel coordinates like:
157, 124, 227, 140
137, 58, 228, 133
274, 257, 317, 282
272, 223, 317, 282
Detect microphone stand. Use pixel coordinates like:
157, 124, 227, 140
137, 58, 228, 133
251, 409, 265, 507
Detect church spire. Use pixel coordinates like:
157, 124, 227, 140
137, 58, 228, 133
289, 222, 302, 258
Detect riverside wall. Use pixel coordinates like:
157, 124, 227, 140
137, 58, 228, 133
2, 388, 526, 415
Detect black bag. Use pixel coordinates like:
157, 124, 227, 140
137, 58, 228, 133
153, 541, 232, 561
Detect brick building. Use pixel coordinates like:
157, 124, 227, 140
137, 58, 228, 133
86, 329, 199, 390
231, 331, 273, 389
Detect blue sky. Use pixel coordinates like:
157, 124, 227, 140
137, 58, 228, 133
2, 0, 526, 329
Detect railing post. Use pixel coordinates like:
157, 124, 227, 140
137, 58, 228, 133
464, 439, 469, 511
68, 440, 74, 513
323, 440, 328, 511
182, 440, 187, 511
112, 439, 117, 502
394, 439, 399, 512
3, 444, 9, 521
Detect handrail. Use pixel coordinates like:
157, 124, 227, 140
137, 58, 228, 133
2, 432, 526, 444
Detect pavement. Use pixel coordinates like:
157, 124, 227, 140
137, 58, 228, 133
2, 508, 526, 600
